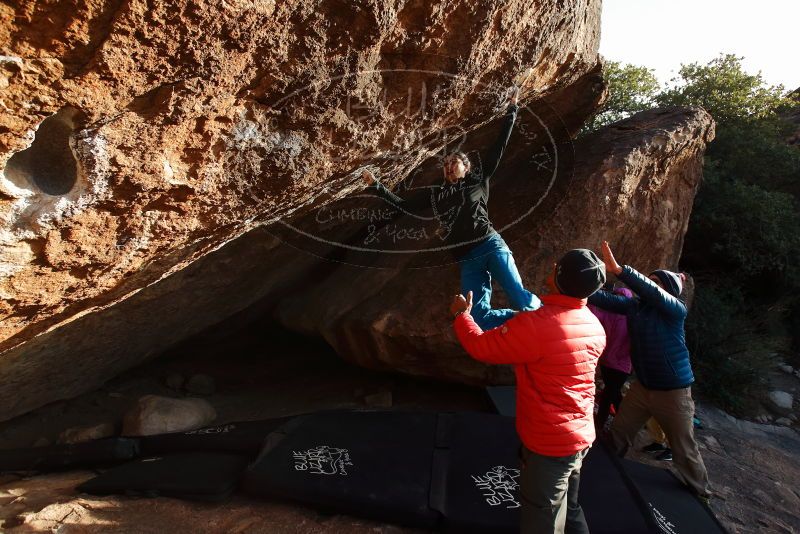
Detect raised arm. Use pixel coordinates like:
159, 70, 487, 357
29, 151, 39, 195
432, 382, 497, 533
362, 169, 430, 213
481, 103, 518, 182
618, 266, 687, 318
587, 290, 635, 315
598, 240, 686, 318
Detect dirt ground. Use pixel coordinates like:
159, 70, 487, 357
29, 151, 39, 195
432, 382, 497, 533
1, 327, 798, 533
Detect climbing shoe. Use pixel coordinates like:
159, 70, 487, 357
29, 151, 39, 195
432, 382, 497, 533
656, 448, 673, 461
641, 442, 668, 453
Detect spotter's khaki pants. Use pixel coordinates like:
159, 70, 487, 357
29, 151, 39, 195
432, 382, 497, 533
610, 381, 711, 498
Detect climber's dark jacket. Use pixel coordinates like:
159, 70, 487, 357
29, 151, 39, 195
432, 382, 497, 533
372, 104, 518, 258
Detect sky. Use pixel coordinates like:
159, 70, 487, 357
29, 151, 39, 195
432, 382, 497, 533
599, 0, 799, 91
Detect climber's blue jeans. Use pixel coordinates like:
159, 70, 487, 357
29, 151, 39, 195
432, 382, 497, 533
459, 233, 541, 331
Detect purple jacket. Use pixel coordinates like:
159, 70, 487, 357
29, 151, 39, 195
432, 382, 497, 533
588, 288, 633, 374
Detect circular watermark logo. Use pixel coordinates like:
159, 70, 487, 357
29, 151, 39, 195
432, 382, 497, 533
263, 68, 573, 268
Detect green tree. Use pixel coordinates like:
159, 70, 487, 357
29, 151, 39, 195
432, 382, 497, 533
584, 61, 660, 131
709, 116, 800, 194
656, 54, 800, 193
656, 54, 789, 124
683, 167, 800, 283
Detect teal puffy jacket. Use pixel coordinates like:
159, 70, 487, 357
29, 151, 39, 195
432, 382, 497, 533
588, 266, 694, 390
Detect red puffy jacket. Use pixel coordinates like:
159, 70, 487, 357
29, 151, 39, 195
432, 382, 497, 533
454, 294, 606, 457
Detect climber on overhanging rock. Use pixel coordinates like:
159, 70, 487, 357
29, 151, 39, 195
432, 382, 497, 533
361, 84, 540, 331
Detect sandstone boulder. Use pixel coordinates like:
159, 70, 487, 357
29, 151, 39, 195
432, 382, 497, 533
0, 0, 604, 421
121, 395, 216, 436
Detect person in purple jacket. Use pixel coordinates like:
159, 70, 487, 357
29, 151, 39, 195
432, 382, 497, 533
589, 286, 634, 432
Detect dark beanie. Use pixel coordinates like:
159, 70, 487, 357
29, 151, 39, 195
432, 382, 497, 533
555, 249, 606, 299
650, 269, 683, 297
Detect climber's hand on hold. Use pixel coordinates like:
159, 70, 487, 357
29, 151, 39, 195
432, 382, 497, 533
511, 67, 534, 106
361, 169, 376, 186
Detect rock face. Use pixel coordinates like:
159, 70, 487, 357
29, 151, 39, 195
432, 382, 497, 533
260, 106, 715, 382
0, 0, 604, 421
0, 105, 709, 417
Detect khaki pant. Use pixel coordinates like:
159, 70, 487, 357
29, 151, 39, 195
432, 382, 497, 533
519, 446, 590, 534
610, 381, 711, 498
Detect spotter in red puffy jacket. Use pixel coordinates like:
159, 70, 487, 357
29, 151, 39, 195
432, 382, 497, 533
454, 293, 606, 457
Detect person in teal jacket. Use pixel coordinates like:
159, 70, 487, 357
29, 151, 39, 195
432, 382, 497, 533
588, 241, 711, 501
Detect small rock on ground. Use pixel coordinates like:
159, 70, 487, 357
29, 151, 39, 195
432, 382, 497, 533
122, 395, 216, 436
765, 391, 793, 416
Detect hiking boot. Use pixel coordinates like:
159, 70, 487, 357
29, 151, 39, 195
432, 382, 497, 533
656, 448, 673, 461
641, 442, 668, 453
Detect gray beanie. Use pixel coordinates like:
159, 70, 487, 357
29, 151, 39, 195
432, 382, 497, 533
650, 269, 683, 297
555, 249, 607, 299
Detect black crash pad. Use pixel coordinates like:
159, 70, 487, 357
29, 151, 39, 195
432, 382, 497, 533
431, 412, 521, 533
77, 452, 250, 501
431, 412, 650, 533
621, 457, 727, 534
242, 411, 441, 528
244, 412, 721, 534
484, 388, 724, 533
580, 442, 655, 534
0, 438, 139, 473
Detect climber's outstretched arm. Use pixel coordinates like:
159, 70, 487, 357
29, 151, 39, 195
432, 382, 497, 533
362, 169, 430, 213
481, 88, 520, 182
